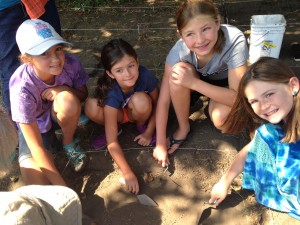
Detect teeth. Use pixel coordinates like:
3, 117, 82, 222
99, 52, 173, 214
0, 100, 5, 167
266, 109, 277, 116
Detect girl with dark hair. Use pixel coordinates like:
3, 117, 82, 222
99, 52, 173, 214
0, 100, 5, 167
84, 39, 159, 194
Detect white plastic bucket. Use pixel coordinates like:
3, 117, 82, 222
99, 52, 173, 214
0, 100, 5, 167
249, 14, 286, 64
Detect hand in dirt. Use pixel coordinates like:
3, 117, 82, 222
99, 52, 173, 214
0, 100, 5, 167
124, 172, 139, 194
170, 62, 198, 89
134, 133, 152, 146
209, 179, 229, 206
153, 144, 170, 168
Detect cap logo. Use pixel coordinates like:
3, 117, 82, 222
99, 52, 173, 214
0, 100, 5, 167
34, 22, 54, 40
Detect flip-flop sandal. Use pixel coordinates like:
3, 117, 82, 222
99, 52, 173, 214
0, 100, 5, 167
168, 131, 190, 156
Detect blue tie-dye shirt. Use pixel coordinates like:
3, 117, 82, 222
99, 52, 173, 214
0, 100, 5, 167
242, 123, 300, 220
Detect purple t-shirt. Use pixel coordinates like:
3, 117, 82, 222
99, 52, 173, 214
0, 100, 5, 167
9, 54, 88, 133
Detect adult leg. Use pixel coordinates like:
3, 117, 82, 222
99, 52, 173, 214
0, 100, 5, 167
39, 0, 61, 34
168, 78, 191, 153
0, 4, 28, 115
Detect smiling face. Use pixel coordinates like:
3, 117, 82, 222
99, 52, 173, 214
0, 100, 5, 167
245, 79, 297, 124
180, 15, 220, 60
29, 45, 65, 84
107, 54, 139, 93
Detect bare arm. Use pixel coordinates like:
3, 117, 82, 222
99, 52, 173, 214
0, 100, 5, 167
104, 106, 139, 194
145, 87, 159, 136
195, 65, 247, 107
209, 141, 251, 205
171, 63, 247, 107
19, 122, 66, 186
153, 63, 172, 167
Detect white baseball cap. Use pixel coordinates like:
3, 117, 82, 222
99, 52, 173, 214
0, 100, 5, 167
16, 19, 71, 56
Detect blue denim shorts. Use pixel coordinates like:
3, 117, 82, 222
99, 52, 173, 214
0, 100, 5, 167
18, 120, 60, 163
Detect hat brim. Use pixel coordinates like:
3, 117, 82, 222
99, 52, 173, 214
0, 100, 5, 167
13, 185, 82, 224
26, 39, 72, 56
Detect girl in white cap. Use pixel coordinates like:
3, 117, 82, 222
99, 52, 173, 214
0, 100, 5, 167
9, 19, 89, 185
0, 107, 85, 225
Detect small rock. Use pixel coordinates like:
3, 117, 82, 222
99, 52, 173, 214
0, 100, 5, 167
10, 176, 19, 183
143, 172, 154, 183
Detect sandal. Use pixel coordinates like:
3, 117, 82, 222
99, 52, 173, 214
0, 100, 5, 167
168, 131, 190, 156
91, 128, 122, 150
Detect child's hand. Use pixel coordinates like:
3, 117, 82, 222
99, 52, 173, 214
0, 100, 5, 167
134, 133, 152, 146
153, 145, 170, 168
123, 172, 139, 194
209, 179, 230, 206
170, 62, 197, 89
41, 86, 70, 101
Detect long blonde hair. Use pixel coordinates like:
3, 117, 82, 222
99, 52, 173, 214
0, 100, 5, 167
0, 108, 18, 169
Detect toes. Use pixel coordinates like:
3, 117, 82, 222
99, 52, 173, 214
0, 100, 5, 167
168, 144, 180, 154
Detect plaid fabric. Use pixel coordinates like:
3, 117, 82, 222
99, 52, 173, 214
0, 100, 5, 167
242, 123, 300, 220
21, 0, 48, 19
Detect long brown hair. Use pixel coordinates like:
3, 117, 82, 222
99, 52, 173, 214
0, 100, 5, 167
176, 0, 225, 53
222, 57, 300, 143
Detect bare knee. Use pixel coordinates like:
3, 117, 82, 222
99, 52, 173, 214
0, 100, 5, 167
130, 92, 152, 115
85, 98, 99, 119
54, 91, 81, 117
211, 115, 226, 130
84, 98, 104, 124
209, 103, 230, 130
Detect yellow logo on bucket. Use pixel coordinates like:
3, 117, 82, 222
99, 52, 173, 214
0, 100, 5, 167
262, 41, 277, 48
